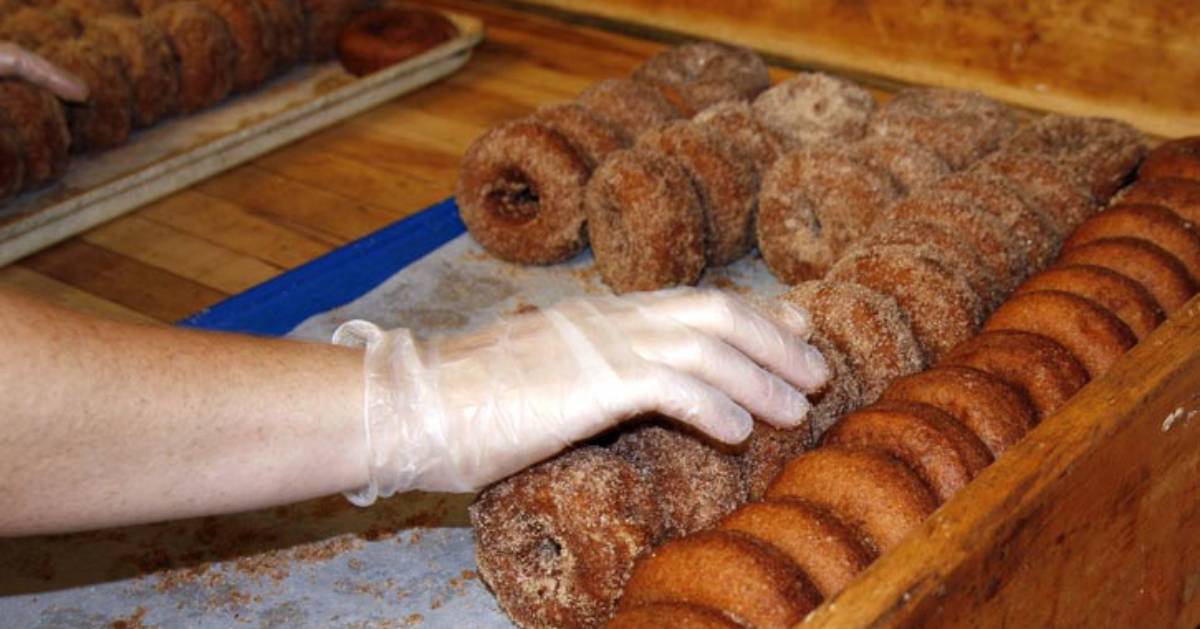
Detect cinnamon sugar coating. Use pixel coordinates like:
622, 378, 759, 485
752, 72, 875, 149
633, 41, 769, 116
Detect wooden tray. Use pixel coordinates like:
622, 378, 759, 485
0, 8, 484, 267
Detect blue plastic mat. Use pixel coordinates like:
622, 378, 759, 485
181, 197, 466, 336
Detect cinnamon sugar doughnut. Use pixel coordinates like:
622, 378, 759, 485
1119, 177, 1200, 225
1055, 237, 1197, 315
585, 148, 706, 292
198, 0, 276, 91
85, 14, 180, 127
0, 7, 81, 50
258, 0, 306, 70
42, 0, 136, 19
147, 1, 237, 113
0, 107, 22, 202
0, 80, 70, 189
823, 401, 992, 503
621, 529, 822, 628
766, 446, 937, 553
869, 87, 1019, 170
983, 290, 1136, 379
797, 330, 866, 443
608, 602, 741, 629
941, 330, 1090, 420
636, 120, 757, 265
613, 425, 746, 538
851, 136, 951, 194
738, 421, 813, 502
827, 244, 985, 362
882, 366, 1036, 457
1139, 136, 1200, 182
977, 151, 1097, 233
577, 78, 681, 139
757, 145, 899, 283
531, 102, 629, 169
782, 280, 925, 403
1016, 265, 1164, 341
632, 41, 769, 116
1065, 203, 1200, 284
301, 0, 372, 61
41, 39, 133, 152
751, 72, 875, 148
337, 6, 458, 76
458, 120, 590, 265
470, 447, 662, 629
936, 170, 1061, 269
857, 219, 1002, 308
717, 498, 875, 598
693, 100, 782, 175
1006, 115, 1147, 202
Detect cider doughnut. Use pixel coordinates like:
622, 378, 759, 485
636, 120, 758, 265
756, 145, 899, 283
1006, 115, 1147, 202
882, 366, 1036, 457
258, 0, 306, 70
0, 80, 70, 189
531, 102, 629, 169
1016, 265, 1164, 341
147, 1, 237, 113
822, 401, 992, 503
577, 78, 681, 139
941, 330, 1090, 420
0, 107, 21, 202
977, 151, 1097, 233
856, 219, 1001, 308
827, 244, 985, 362
983, 290, 1136, 379
851, 136, 951, 195
765, 446, 938, 553
868, 87, 1019, 170
936, 170, 1061, 269
751, 72, 876, 148
621, 530, 822, 628
336, 7, 458, 76
798, 330, 866, 442
302, 0, 372, 61
717, 498, 875, 598
1064, 203, 1200, 284
885, 190, 1026, 291
632, 41, 770, 116
198, 0, 275, 91
738, 421, 813, 502
84, 14, 180, 127
40, 39, 133, 152
585, 148, 707, 292
470, 447, 662, 629
0, 7, 80, 50
1139, 136, 1200, 182
782, 280, 925, 404
692, 100, 782, 175
457, 120, 591, 265
1055, 237, 1196, 315
41, 0, 135, 20
613, 425, 746, 538
1119, 177, 1200, 225
608, 603, 741, 629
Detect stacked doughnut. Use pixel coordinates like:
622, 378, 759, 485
608, 139, 1197, 629
0, 0, 374, 206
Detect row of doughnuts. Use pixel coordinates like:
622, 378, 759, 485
0, 0, 373, 204
607, 138, 1200, 628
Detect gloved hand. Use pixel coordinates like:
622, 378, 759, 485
332, 288, 829, 504
0, 42, 89, 101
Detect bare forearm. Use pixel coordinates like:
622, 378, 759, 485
0, 289, 366, 536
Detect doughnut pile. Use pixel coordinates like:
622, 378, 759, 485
608, 139, 1199, 628
0, 0, 383, 206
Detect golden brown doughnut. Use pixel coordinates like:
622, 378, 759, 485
633, 41, 770, 116
585, 148, 707, 292
636, 120, 758, 265
977, 151, 1096, 233
941, 330, 1090, 421
147, 1, 237, 113
765, 446, 938, 553
717, 498, 875, 599
336, 7, 458, 76
577, 78, 682, 139
457, 120, 591, 265
1119, 177, 1200, 225
692, 100, 782, 175
621, 529, 822, 628
84, 14, 180, 127
868, 87, 1019, 170
608, 602, 741, 629
40, 39, 133, 152
1064, 203, 1200, 284
751, 72, 876, 148
857, 219, 1002, 308
1005, 114, 1147, 202
531, 102, 629, 170
470, 447, 662, 629
1015, 265, 1164, 341
1139, 136, 1200, 182
983, 290, 1135, 379
822, 401, 992, 503
0, 80, 70, 190
881, 366, 1036, 457
1055, 237, 1197, 315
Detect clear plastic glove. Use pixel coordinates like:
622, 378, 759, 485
0, 42, 89, 101
332, 288, 829, 504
